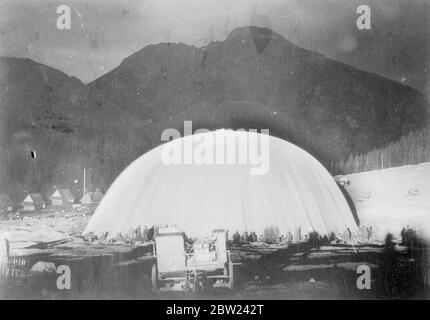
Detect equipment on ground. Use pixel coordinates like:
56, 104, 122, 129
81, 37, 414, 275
151, 227, 234, 292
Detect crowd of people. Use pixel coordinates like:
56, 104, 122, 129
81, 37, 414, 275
90, 224, 380, 247
228, 225, 377, 246
230, 229, 298, 245
94, 225, 156, 244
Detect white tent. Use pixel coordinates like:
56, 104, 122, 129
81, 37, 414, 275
85, 130, 357, 238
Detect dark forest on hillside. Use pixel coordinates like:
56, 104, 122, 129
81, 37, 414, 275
335, 124, 430, 174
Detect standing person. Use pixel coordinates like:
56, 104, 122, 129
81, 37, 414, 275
241, 232, 249, 244
343, 227, 352, 240
147, 226, 155, 241
303, 234, 310, 259
142, 225, 148, 242
135, 225, 143, 242
232, 231, 240, 245
295, 227, 302, 242
101, 231, 109, 241
367, 226, 373, 241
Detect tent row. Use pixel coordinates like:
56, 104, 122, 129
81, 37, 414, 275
0, 188, 104, 214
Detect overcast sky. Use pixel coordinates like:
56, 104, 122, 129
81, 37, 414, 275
0, 0, 428, 96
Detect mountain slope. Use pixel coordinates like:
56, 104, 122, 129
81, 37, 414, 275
90, 26, 429, 165
1, 26, 429, 200
0, 57, 149, 201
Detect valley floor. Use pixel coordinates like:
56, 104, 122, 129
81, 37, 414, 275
1, 162, 430, 299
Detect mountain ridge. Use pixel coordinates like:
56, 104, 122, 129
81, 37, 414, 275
0, 26, 428, 200
89, 26, 429, 162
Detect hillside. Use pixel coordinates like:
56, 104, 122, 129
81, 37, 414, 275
1, 26, 429, 200
342, 162, 430, 241
0, 57, 150, 201
90, 26, 429, 166
337, 124, 430, 174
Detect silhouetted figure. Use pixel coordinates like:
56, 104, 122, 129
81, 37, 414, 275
240, 232, 249, 244
249, 232, 258, 242
367, 226, 373, 240
183, 232, 193, 245
147, 226, 155, 241
135, 225, 143, 242
401, 227, 406, 245
142, 226, 148, 242
402, 226, 418, 256
295, 226, 302, 242
303, 234, 311, 259
100, 231, 109, 241
308, 232, 320, 249
232, 231, 241, 245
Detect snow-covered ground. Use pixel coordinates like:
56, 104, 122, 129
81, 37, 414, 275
343, 162, 430, 241
0, 212, 90, 257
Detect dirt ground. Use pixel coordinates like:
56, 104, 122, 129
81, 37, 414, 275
1, 209, 429, 300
